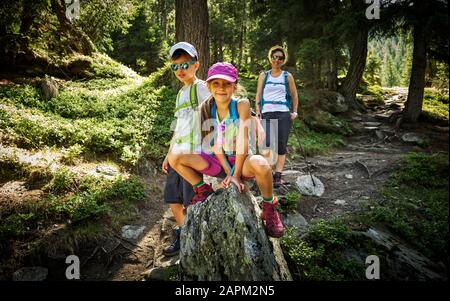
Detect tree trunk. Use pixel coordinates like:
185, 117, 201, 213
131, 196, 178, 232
316, 58, 322, 88
175, 0, 210, 79
51, 0, 96, 55
286, 36, 300, 68
19, 1, 38, 52
160, 0, 168, 39
218, 32, 224, 62
403, 22, 427, 123
339, 26, 368, 110
237, 1, 247, 70
327, 49, 339, 91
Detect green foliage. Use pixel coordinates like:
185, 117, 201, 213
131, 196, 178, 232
60, 144, 85, 165
369, 35, 412, 87
280, 191, 301, 213
364, 52, 382, 86
0, 213, 37, 237
281, 218, 365, 280
365, 152, 449, 261
109, 8, 166, 75
44, 167, 78, 194
0, 65, 177, 164
422, 88, 449, 122
0, 153, 27, 181
392, 152, 449, 189
77, 0, 139, 52
0, 164, 147, 243
103, 175, 146, 203
91, 53, 139, 78
288, 121, 346, 157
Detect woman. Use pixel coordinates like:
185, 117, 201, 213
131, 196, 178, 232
255, 45, 299, 188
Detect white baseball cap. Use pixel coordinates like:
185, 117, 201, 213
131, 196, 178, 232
169, 42, 198, 59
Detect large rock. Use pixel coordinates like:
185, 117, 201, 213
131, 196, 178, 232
319, 90, 349, 114
296, 175, 325, 197
304, 109, 352, 135
121, 225, 145, 240
180, 185, 292, 281
40, 76, 59, 100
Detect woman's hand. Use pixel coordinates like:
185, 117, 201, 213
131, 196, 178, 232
290, 112, 298, 120
162, 155, 169, 174
221, 175, 245, 192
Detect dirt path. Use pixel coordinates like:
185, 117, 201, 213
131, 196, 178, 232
281, 88, 448, 223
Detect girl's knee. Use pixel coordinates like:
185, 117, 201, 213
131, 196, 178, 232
168, 152, 183, 166
249, 155, 271, 174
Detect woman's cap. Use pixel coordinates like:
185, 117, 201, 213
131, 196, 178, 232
169, 42, 198, 59
206, 62, 238, 83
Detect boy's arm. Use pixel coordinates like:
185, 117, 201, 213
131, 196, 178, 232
234, 100, 251, 178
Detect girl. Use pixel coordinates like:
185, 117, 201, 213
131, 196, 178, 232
168, 62, 284, 238
255, 45, 299, 188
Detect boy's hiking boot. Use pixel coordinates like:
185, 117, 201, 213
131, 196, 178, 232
261, 197, 285, 238
163, 227, 181, 257
191, 183, 214, 205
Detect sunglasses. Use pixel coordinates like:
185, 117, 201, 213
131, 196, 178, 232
170, 60, 197, 71
271, 55, 285, 61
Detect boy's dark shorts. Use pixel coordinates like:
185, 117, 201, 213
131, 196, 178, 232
261, 111, 292, 155
164, 167, 195, 207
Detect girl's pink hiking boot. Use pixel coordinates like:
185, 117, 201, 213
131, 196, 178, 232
261, 196, 285, 237
191, 183, 214, 205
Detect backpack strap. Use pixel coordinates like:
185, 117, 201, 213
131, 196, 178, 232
229, 98, 239, 122
283, 71, 292, 110
258, 71, 271, 111
189, 82, 198, 108
174, 82, 199, 113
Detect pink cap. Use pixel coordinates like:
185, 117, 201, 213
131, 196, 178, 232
206, 62, 238, 83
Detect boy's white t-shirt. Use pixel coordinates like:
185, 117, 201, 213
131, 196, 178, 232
172, 79, 211, 153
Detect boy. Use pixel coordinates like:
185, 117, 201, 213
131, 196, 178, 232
161, 42, 211, 256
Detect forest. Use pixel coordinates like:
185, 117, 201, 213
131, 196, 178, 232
0, 0, 448, 282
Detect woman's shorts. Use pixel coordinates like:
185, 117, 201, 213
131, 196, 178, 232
261, 111, 292, 155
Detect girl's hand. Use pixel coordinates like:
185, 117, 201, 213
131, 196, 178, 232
221, 176, 245, 192
221, 176, 232, 189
